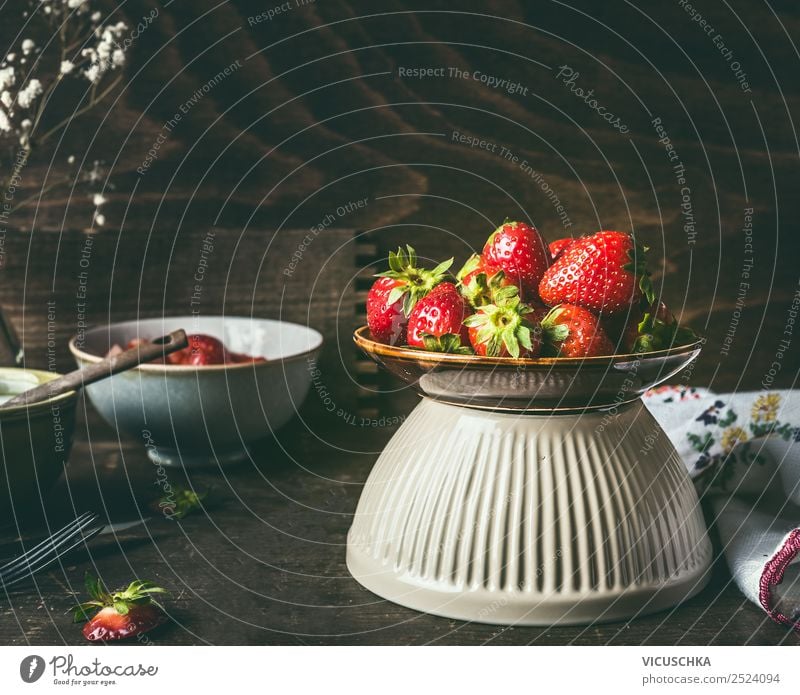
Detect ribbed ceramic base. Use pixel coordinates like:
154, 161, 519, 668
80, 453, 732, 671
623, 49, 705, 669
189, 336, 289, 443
347, 398, 712, 625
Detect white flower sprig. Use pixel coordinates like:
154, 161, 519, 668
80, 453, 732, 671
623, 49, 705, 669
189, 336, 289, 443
1, 0, 130, 222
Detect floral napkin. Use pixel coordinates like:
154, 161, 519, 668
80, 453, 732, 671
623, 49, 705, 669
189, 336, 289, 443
643, 386, 800, 631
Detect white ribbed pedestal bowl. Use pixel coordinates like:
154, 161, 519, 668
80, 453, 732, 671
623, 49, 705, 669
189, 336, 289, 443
348, 327, 711, 625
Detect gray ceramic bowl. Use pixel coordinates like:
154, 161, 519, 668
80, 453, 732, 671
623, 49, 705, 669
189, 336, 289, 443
0, 368, 78, 525
69, 316, 323, 468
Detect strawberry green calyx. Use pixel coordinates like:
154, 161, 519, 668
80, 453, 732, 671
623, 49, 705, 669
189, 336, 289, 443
460, 268, 510, 308
71, 572, 169, 623
539, 306, 571, 349
464, 291, 535, 358
632, 311, 698, 353
456, 253, 481, 283
623, 242, 656, 306
375, 245, 453, 316
421, 333, 474, 355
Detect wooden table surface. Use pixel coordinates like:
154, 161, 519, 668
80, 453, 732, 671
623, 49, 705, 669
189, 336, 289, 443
2, 393, 798, 647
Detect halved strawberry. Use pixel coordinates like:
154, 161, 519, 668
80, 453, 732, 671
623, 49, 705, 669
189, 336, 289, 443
481, 220, 551, 298
538, 231, 655, 315
72, 573, 169, 642
367, 246, 453, 344
406, 282, 470, 349
463, 287, 540, 358
541, 304, 615, 357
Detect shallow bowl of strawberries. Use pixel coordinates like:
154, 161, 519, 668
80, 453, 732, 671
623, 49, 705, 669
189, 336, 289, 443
358, 223, 702, 412
70, 316, 322, 467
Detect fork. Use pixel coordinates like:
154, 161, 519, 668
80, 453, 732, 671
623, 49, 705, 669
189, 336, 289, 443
0, 512, 102, 589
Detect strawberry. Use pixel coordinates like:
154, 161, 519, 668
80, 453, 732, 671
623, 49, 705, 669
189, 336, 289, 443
538, 231, 655, 316
481, 220, 551, 298
463, 287, 540, 358
367, 245, 452, 344
456, 253, 516, 308
607, 301, 697, 353
72, 573, 169, 642
406, 282, 471, 349
548, 237, 576, 261
540, 304, 615, 357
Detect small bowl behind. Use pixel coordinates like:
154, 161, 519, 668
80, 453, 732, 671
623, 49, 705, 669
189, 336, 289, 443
70, 316, 323, 468
0, 368, 78, 526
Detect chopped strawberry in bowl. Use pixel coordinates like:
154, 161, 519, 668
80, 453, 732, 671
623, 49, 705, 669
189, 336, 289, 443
107, 333, 267, 366
70, 316, 323, 467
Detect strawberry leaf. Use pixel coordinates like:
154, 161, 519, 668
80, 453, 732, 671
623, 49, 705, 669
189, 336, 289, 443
430, 257, 454, 277
540, 306, 571, 347
465, 299, 534, 357
160, 485, 208, 520
624, 243, 656, 306
421, 333, 474, 354
375, 246, 454, 317
386, 286, 406, 306
456, 254, 481, 282
71, 572, 170, 623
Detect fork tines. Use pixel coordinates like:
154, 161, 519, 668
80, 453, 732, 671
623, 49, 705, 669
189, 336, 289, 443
0, 512, 101, 588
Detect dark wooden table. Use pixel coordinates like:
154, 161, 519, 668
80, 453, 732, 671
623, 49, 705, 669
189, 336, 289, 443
2, 390, 799, 647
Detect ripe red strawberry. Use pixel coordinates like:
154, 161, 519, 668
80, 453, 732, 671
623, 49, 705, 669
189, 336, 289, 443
548, 237, 576, 261
367, 246, 452, 344
72, 573, 168, 642
456, 253, 515, 308
406, 282, 470, 349
541, 304, 615, 357
481, 220, 551, 298
463, 287, 540, 358
538, 231, 655, 316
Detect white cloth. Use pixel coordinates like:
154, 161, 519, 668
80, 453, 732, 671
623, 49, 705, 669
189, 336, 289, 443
643, 386, 800, 629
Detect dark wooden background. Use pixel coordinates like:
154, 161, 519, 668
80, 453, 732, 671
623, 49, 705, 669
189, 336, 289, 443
1, 0, 799, 646
2, 0, 798, 390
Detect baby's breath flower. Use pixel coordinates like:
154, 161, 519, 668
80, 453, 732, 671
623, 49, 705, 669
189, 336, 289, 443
21, 39, 35, 56
67, 154, 75, 164
0, 109, 11, 133
0, 67, 15, 91
60, 60, 75, 75
16, 79, 42, 108
92, 192, 106, 206
5, 53, 15, 63
0, 91, 12, 109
